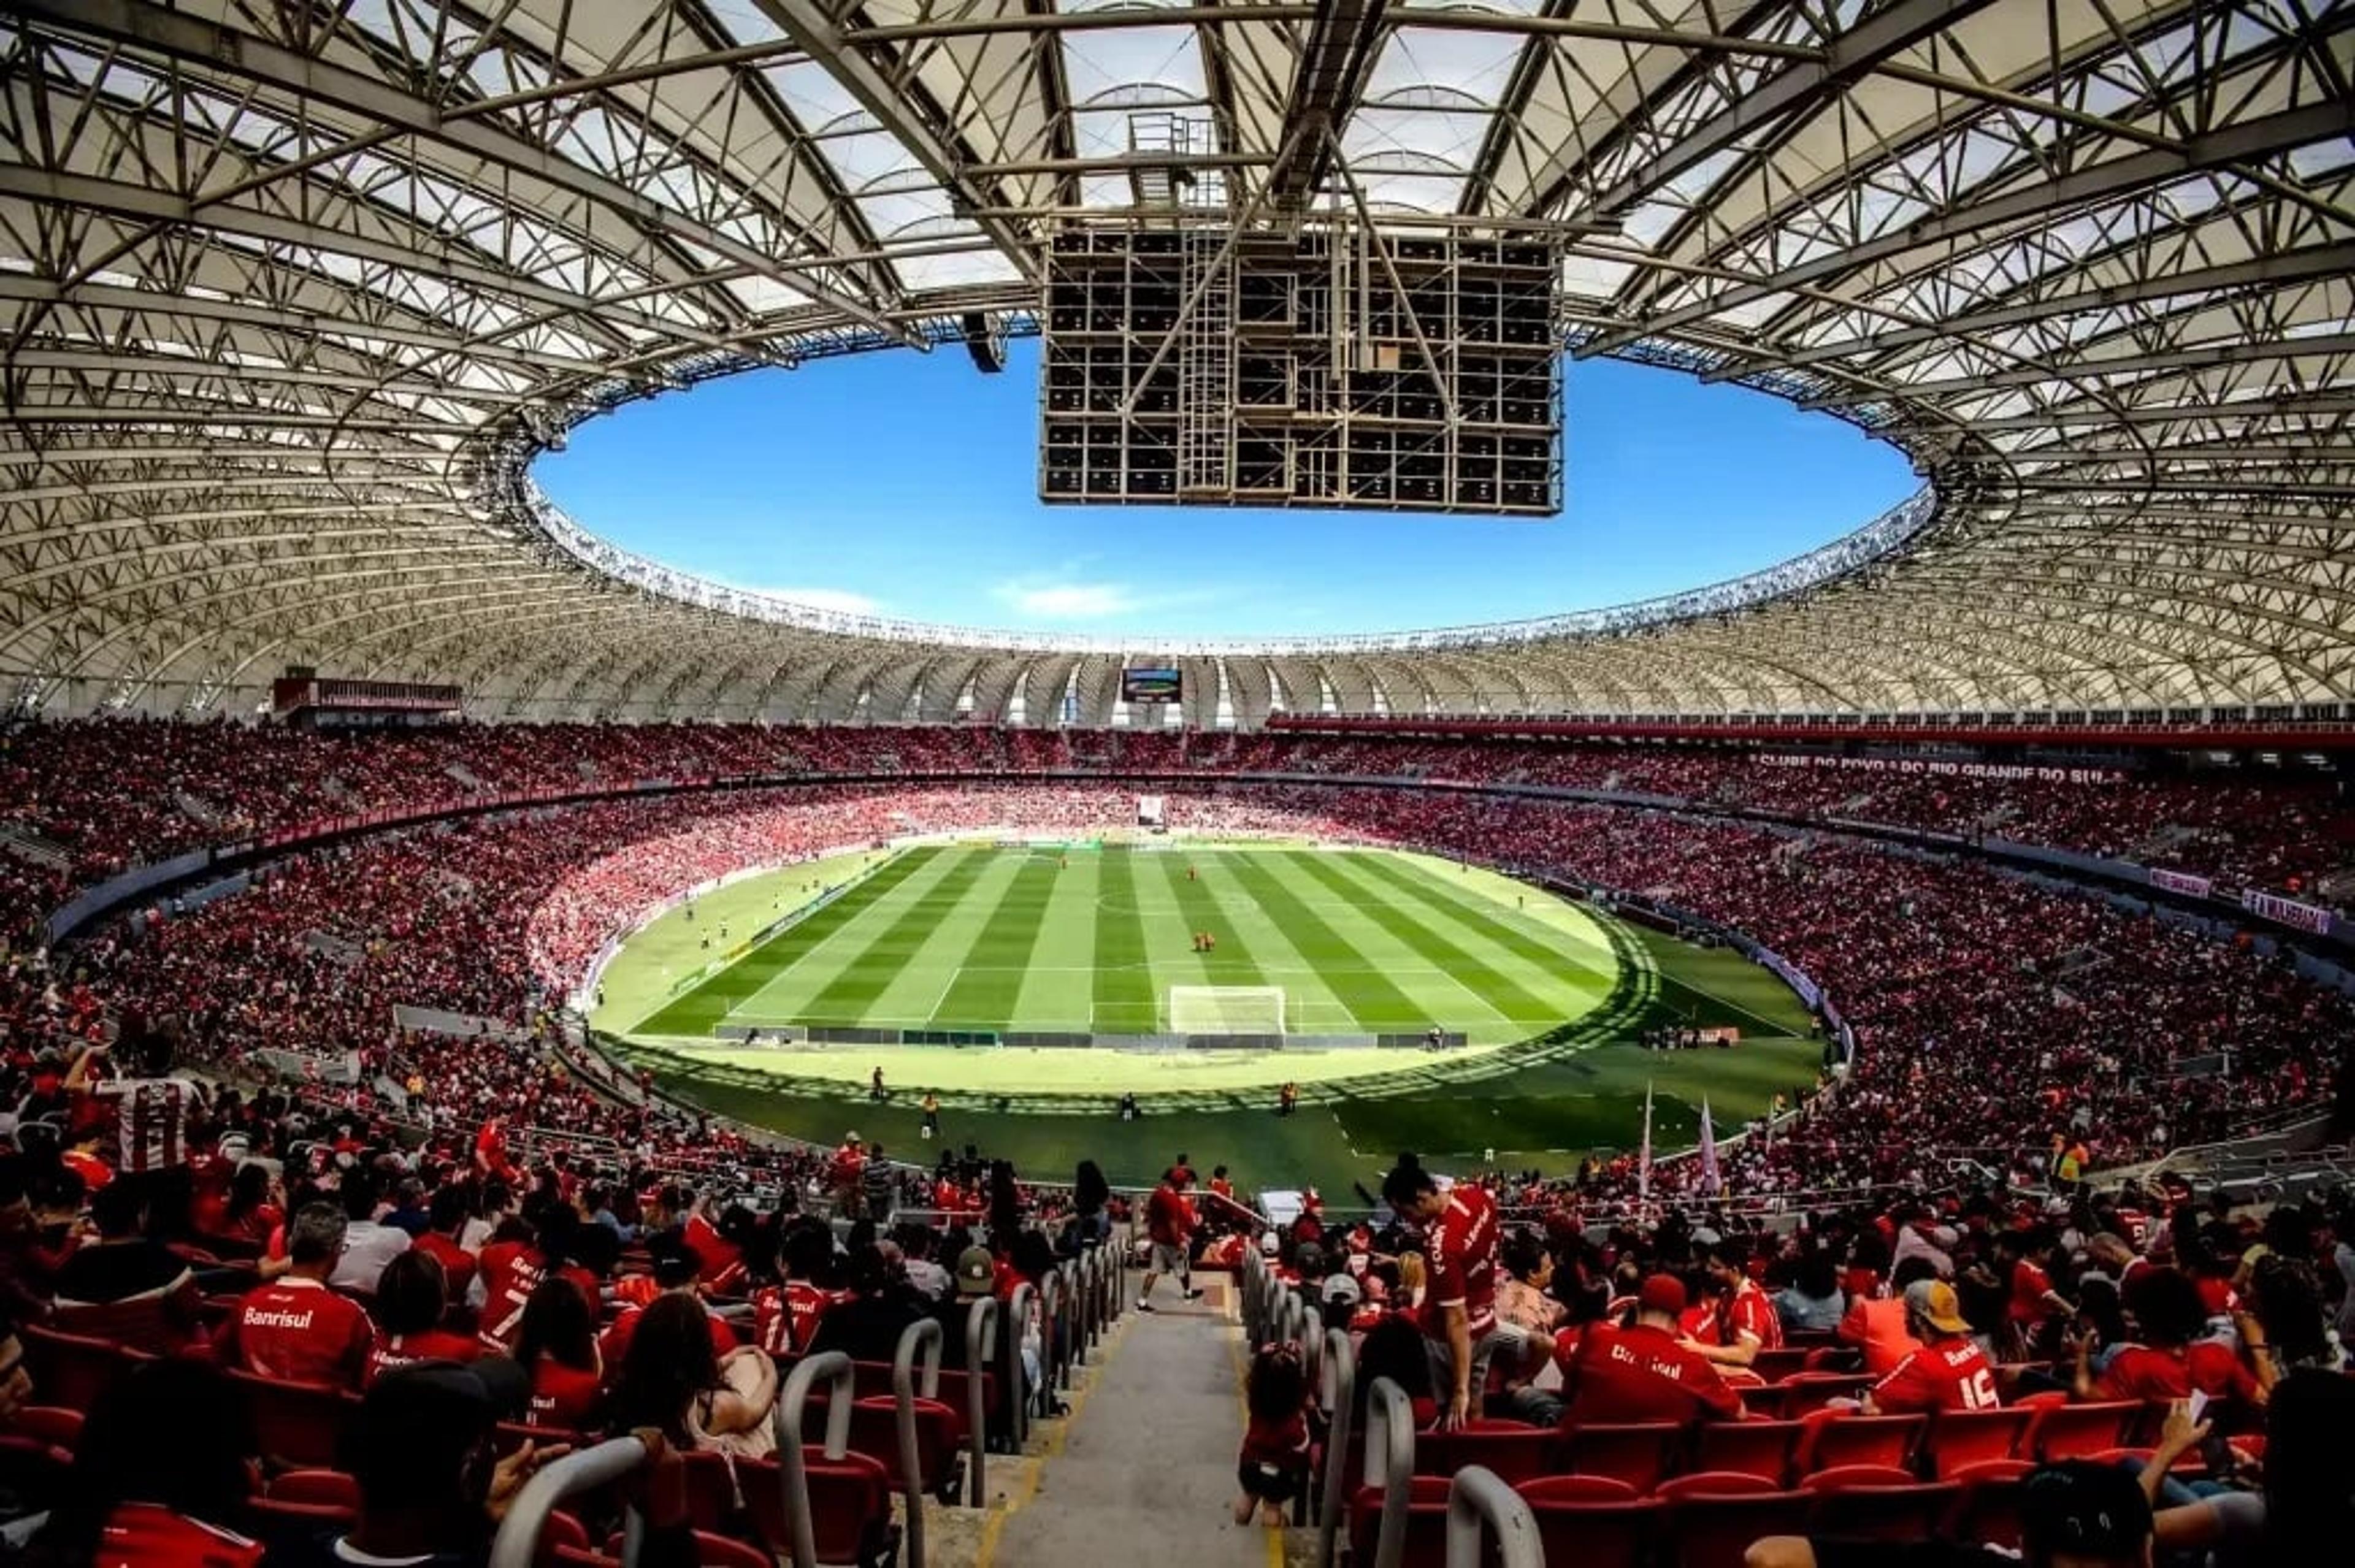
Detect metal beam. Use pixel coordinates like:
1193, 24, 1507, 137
16, 0, 915, 346
754, 0, 1040, 286
1265, 0, 1390, 209
1701, 242, 2355, 383
1547, 0, 1998, 223
1578, 98, 2355, 358
1807, 332, 2355, 407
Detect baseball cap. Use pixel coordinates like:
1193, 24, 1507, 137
1320, 1274, 1363, 1309
955, 1244, 995, 1298
844, 1130, 862, 1144
1911, 1280, 1972, 1335
1637, 1273, 1688, 1317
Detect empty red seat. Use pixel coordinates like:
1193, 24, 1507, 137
2023, 1399, 2140, 1461
1557, 1421, 1684, 1494
679, 1449, 894, 1567
1517, 1475, 1660, 1568
1799, 1464, 1920, 1491
228, 1370, 358, 1470
1663, 1488, 1813, 1568
1799, 1411, 1926, 1475
268, 1470, 361, 1510
1923, 1406, 2033, 1477
1413, 1422, 1553, 1485
1655, 1471, 1782, 1501
1806, 1476, 1963, 1540
1690, 1419, 1802, 1486
1949, 1459, 2034, 1550
9, 1405, 85, 1453
1779, 1373, 1873, 1417
1748, 1347, 1814, 1384
603, 1530, 771, 1568
1347, 1475, 1453, 1568
244, 1496, 357, 1533
18, 1325, 147, 1411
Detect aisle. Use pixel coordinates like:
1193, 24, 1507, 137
981, 1279, 1284, 1568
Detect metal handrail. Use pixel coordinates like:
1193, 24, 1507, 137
1038, 1267, 1068, 1391
1003, 1280, 1037, 1447
776, 1351, 856, 1568
1241, 1248, 1266, 1339
1446, 1466, 1543, 1568
963, 1295, 999, 1505
488, 1437, 650, 1568
892, 1317, 942, 1568
1316, 1328, 1356, 1568
1363, 1376, 1418, 1568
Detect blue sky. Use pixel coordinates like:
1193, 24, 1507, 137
536, 339, 1915, 640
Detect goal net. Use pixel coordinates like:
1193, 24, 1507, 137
1167, 985, 1287, 1036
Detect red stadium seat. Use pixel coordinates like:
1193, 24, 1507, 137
1948, 1459, 2035, 1550
18, 1324, 147, 1411
1923, 1406, 2033, 1477
1748, 1347, 1814, 1384
604, 1530, 772, 1568
1662, 1488, 1813, 1568
228, 1370, 358, 1470
268, 1470, 361, 1510
1798, 1411, 1926, 1475
9, 1405, 86, 1453
1798, 1464, 1919, 1491
1655, 1471, 1782, 1501
679, 1450, 895, 1567
1690, 1419, 1802, 1486
1806, 1478, 1962, 1540
2023, 1399, 2140, 1462
1412, 1422, 1553, 1485
243, 1497, 357, 1534
1779, 1373, 1873, 1417
1557, 1421, 1685, 1494
1515, 1477, 1660, 1568
1347, 1475, 1453, 1568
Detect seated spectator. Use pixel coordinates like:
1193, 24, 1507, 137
1494, 1231, 1566, 1336
1864, 1281, 1998, 1415
261, 1360, 696, 1568
809, 1242, 930, 1365
2151, 1371, 2355, 1564
327, 1171, 411, 1297
48, 1181, 202, 1352
412, 1185, 479, 1301
1557, 1274, 1742, 1426
367, 1250, 480, 1384
1839, 1256, 1939, 1375
2077, 1266, 2267, 1406
24, 1359, 258, 1566
515, 1277, 603, 1430
1775, 1250, 1848, 1336
600, 1244, 735, 1370
608, 1293, 778, 1457
216, 1202, 373, 1390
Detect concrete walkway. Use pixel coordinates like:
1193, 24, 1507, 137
980, 1279, 1283, 1568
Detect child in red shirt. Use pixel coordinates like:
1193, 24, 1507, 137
1234, 1342, 1310, 1528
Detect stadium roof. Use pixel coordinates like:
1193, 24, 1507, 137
1, 0, 2350, 726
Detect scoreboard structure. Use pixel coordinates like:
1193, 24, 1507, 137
1040, 224, 1561, 516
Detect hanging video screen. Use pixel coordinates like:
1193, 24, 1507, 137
1121, 666, 1182, 704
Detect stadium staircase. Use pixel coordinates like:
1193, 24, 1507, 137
960, 1271, 1300, 1568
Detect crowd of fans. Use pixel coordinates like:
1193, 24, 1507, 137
2, 722, 2346, 952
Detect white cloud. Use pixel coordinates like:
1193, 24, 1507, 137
993, 578, 1141, 620
738, 585, 884, 616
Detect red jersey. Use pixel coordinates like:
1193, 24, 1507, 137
412, 1231, 478, 1298
1561, 1321, 1742, 1425
1422, 1184, 1499, 1339
753, 1282, 843, 1356
528, 1358, 603, 1428
1691, 1278, 1783, 1352
1873, 1338, 1999, 1414
477, 1240, 546, 1349
2099, 1343, 2262, 1404
366, 1328, 483, 1385
218, 1279, 373, 1390
599, 1299, 737, 1369
1239, 1407, 1309, 1472
2007, 1260, 2059, 1324
1839, 1295, 1924, 1377
684, 1213, 745, 1291
95, 1502, 262, 1568
1146, 1186, 1196, 1247
1209, 1178, 1235, 1201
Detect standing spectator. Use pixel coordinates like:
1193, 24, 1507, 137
216, 1203, 374, 1390
411, 1185, 480, 1302
831, 1133, 866, 1220
1137, 1166, 1202, 1313
861, 1144, 895, 1225
1381, 1153, 1518, 1431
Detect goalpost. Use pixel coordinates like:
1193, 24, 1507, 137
1166, 985, 1288, 1036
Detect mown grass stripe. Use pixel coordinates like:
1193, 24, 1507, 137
793, 849, 1001, 1021
1148, 852, 1270, 989
1358, 853, 1618, 982
1288, 851, 1563, 1021
1221, 852, 1427, 1031
1092, 849, 1158, 1033
640, 846, 940, 1033
928, 855, 1066, 1027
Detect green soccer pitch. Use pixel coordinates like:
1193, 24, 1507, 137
589, 839, 1829, 1190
